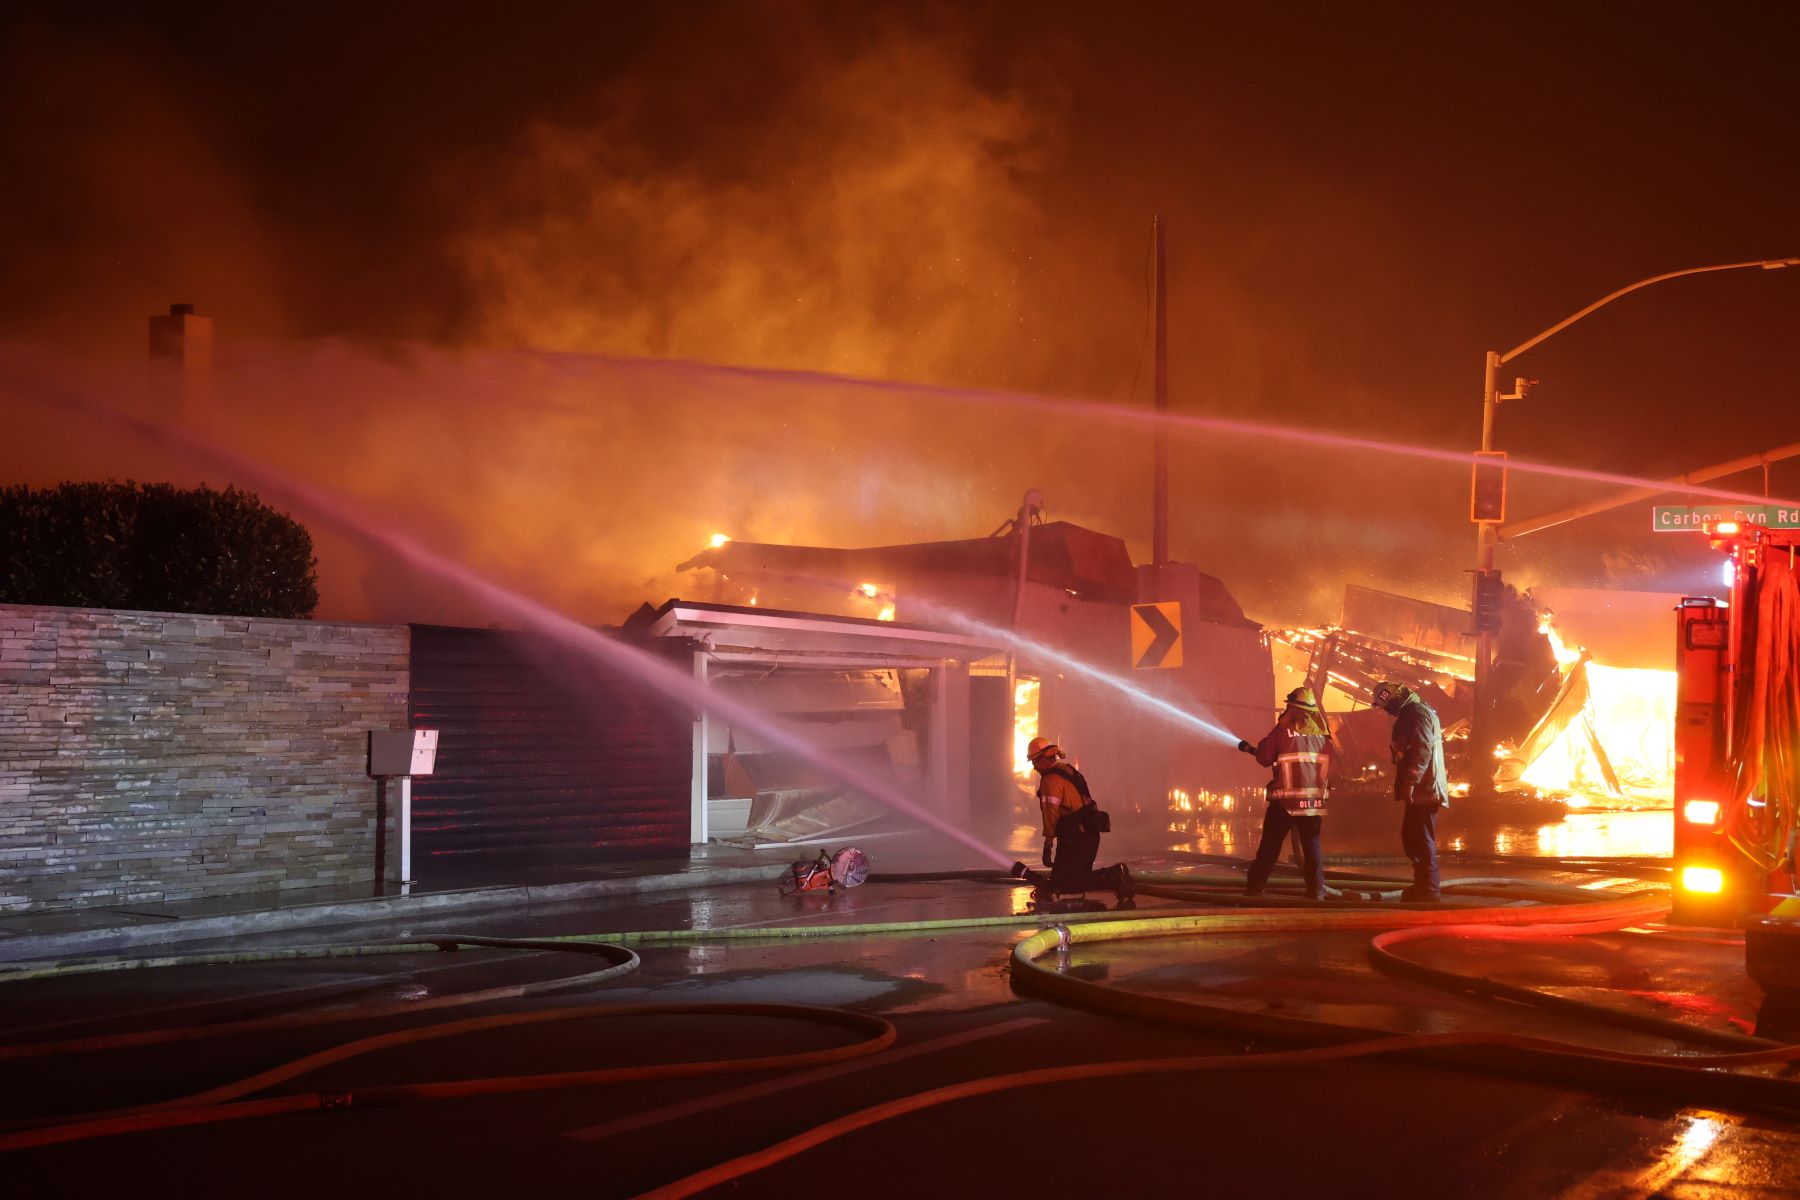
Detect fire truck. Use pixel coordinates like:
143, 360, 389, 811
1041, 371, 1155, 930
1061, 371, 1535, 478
1673, 520, 1800, 1016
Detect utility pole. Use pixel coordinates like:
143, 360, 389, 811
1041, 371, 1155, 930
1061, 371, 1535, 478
1152, 216, 1169, 566
1471, 350, 1501, 792
1468, 256, 1798, 792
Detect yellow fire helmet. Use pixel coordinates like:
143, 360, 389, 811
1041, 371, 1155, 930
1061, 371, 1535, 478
1026, 737, 1060, 762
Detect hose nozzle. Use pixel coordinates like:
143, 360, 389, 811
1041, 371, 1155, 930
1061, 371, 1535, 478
1010, 861, 1030, 879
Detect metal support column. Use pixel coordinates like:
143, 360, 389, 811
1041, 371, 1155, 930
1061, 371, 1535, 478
397, 776, 413, 895
691, 650, 710, 845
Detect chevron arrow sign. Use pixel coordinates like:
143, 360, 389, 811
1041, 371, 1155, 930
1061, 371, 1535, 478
1130, 601, 1183, 670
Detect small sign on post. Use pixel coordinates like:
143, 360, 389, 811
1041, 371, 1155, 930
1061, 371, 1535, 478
369, 729, 439, 895
1130, 602, 1183, 670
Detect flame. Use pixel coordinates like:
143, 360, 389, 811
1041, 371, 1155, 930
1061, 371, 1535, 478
1537, 611, 1583, 669
1012, 677, 1041, 779
1165, 786, 1242, 814
852, 581, 897, 622
709, 532, 731, 549
1518, 613, 1676, 805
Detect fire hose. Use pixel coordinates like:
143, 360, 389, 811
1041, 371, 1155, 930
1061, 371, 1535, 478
0, 1003, 895, 1154
637, 896, 1799, 1199
0, 873, 1783, 1181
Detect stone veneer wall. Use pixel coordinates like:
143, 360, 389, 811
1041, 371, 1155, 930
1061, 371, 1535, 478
0, 605, 409, 913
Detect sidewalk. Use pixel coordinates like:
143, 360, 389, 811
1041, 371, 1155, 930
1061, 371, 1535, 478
0, 844, 784, 964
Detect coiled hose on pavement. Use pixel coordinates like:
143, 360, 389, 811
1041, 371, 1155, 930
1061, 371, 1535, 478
635, 893, 1798, 1199
1, 863, 1783, 1191
0, 1002, 896, 1154
0, 935, 641, 1060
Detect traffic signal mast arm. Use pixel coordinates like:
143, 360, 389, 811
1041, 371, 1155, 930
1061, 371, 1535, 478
1500, 442, 1800, 542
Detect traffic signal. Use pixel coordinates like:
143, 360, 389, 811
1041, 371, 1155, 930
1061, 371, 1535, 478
1473, 570, 1505, 634
1471, 451, 1507, 523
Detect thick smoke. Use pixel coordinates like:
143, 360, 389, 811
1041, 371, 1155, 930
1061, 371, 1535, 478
0, 24, 293, 351
3, 8, 1784, 629
450, 26, 1097, 392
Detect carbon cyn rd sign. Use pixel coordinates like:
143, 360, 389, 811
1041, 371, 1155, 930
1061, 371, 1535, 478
1651, 504, 1800, 532
1130, 602, 1183, 670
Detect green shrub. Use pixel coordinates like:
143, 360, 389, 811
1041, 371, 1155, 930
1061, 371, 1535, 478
0, 482, 319, 618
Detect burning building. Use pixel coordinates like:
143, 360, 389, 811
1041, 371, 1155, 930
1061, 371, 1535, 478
673, 503, 1273, 840
1273, 583, 1677, 809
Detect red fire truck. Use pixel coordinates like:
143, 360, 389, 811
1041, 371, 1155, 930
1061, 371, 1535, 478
1673, 521, 1800, 1015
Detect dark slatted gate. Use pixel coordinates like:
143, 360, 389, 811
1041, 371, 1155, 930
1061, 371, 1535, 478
407, 624, 693, 878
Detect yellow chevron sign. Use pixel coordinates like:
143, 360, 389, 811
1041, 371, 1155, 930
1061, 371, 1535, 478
1130, 602, 1183, 670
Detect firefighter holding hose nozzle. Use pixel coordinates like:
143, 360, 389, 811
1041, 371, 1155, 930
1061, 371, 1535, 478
1373, 680, 1449, 902
1236, 687, 1331, 900
1018, 737, 1134, 906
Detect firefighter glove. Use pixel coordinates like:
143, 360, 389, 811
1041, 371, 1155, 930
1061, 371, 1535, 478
1041, 839, 1055, 868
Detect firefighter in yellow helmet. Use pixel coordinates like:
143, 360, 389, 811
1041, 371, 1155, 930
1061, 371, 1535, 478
1025, 737, 1133, 905
1235, 687, 1332, 900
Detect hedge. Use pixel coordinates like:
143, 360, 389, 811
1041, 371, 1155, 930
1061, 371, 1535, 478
0, 481, 319, 619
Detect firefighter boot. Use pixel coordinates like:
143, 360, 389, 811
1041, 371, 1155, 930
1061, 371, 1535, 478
1400, 864, 1440, 903
1114, 864, 1137, 909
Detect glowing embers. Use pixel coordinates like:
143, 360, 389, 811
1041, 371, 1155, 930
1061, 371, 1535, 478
1011, 677, 1041, 781
1166, 787, 1239, 814
1164, 786, 1255, 855
853, 582, 896, 622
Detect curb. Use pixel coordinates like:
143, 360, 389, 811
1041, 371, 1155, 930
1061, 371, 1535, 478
0, 865, 776, 964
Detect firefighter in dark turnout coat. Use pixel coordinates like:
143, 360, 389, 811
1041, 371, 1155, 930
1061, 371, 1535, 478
1374, 680, 1450, 901
1237, 687, 1332, 900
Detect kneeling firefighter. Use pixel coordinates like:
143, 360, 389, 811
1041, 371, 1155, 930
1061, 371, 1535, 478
1024, 737, 1133, 904
1373, 680, 1449, 902
1236, 687, 1332, 900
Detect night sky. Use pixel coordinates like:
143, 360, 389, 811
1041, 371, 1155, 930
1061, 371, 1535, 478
3, 2, 1797, 624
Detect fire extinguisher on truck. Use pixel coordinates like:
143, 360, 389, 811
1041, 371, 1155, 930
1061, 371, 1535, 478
1676, 521, 1800, 1021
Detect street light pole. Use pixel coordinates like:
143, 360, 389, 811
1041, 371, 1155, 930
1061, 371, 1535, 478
1473, 348, 1501, 779
1470, 256, 1799, 791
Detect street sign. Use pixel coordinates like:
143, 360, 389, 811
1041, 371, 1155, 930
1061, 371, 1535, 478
1130, 602, 1183, 670
1651, 504, 1800, 532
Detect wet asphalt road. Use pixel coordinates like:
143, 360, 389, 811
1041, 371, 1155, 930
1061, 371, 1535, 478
2, 873, 1796, 1198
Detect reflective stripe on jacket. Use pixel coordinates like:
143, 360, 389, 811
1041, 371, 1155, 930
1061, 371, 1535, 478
1253, 727, 1331, 816
1036, 768, 1089, 838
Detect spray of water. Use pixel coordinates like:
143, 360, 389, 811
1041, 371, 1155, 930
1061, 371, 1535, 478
877, 592, 1245, 747
748, 563, 1248, 747
662, 555, 1250, 747
2, 368, 1016, 870
552, 350, 1800, 511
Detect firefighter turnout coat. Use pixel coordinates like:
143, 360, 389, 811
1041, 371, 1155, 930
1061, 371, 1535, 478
1390, 695, 1450, 808
1252, 726, 1331, 816
1036, 765, 1091, 837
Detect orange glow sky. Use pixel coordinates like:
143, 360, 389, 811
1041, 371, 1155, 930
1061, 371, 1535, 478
3, 2, 1798, 625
